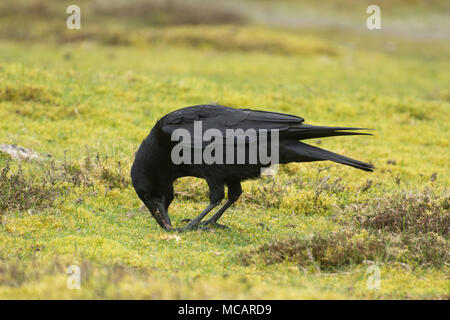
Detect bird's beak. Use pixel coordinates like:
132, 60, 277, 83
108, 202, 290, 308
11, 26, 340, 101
154, 203, 173, 230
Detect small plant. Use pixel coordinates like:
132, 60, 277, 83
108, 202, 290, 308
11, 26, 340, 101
246, 177, 288, 208
0, 164, 60, 213
353, 190, 449, 236
99, 161, 129, 189
0, 84, 59, 104
240, 228, 449, 270
240, 230, 382, 270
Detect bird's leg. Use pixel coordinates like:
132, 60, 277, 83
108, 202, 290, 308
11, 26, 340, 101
178, 202, 220, 231
201, 181, 242, 229
200, 201, 233, 229
177, 178, 224, 231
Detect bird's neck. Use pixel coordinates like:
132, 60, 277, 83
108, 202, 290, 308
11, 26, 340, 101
134, 134, 172, 178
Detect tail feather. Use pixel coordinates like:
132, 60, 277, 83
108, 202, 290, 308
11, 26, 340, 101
282, 124, 373, 140
282, 141, 375, 172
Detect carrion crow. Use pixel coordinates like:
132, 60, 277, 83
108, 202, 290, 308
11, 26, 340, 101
131, 104, 374, 231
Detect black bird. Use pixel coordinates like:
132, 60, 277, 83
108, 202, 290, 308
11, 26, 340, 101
131, 104, 374, 231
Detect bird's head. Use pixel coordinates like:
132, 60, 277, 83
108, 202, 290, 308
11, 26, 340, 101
140, 193, 173, 230
131, 158, 173, 230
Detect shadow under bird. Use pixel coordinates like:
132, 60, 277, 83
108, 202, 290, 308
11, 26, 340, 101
131, 104, 374, 231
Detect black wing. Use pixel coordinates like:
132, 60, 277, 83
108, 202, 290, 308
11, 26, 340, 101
161, 104, 303, 134
160, 104, 370, 144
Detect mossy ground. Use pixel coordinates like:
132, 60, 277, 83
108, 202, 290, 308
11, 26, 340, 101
0, 1, 449, 299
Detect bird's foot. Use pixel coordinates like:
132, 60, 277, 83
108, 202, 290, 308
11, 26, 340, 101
177, 218, 229, 230
201, 220, 230, 229
175, 219, 208, 231
174, 225, 209, 232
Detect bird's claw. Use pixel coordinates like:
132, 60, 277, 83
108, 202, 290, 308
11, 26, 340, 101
176, 218, 229, 231
174, 226, 210, 232
201, 220, 230, 229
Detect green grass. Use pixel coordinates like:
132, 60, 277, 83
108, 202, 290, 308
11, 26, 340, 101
0, 5, 449, 299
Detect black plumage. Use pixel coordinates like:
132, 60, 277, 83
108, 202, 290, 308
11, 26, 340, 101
130, 104, 374, 231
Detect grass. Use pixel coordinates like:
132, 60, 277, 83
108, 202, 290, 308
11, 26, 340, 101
0, 1, 449, 299
241, 189, 449, 270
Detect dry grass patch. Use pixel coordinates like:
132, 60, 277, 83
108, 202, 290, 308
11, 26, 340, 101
92, 0, 246, 25
148, 25, 338, 56
352, 190, 449, 236
0, 164, 60, 213
240, 230, 384, 270
0, 84, 59, 105
50, 150, 131, 189
241, 188, 449, 270
0, 149, 131, 215
240, 229, 448, 270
